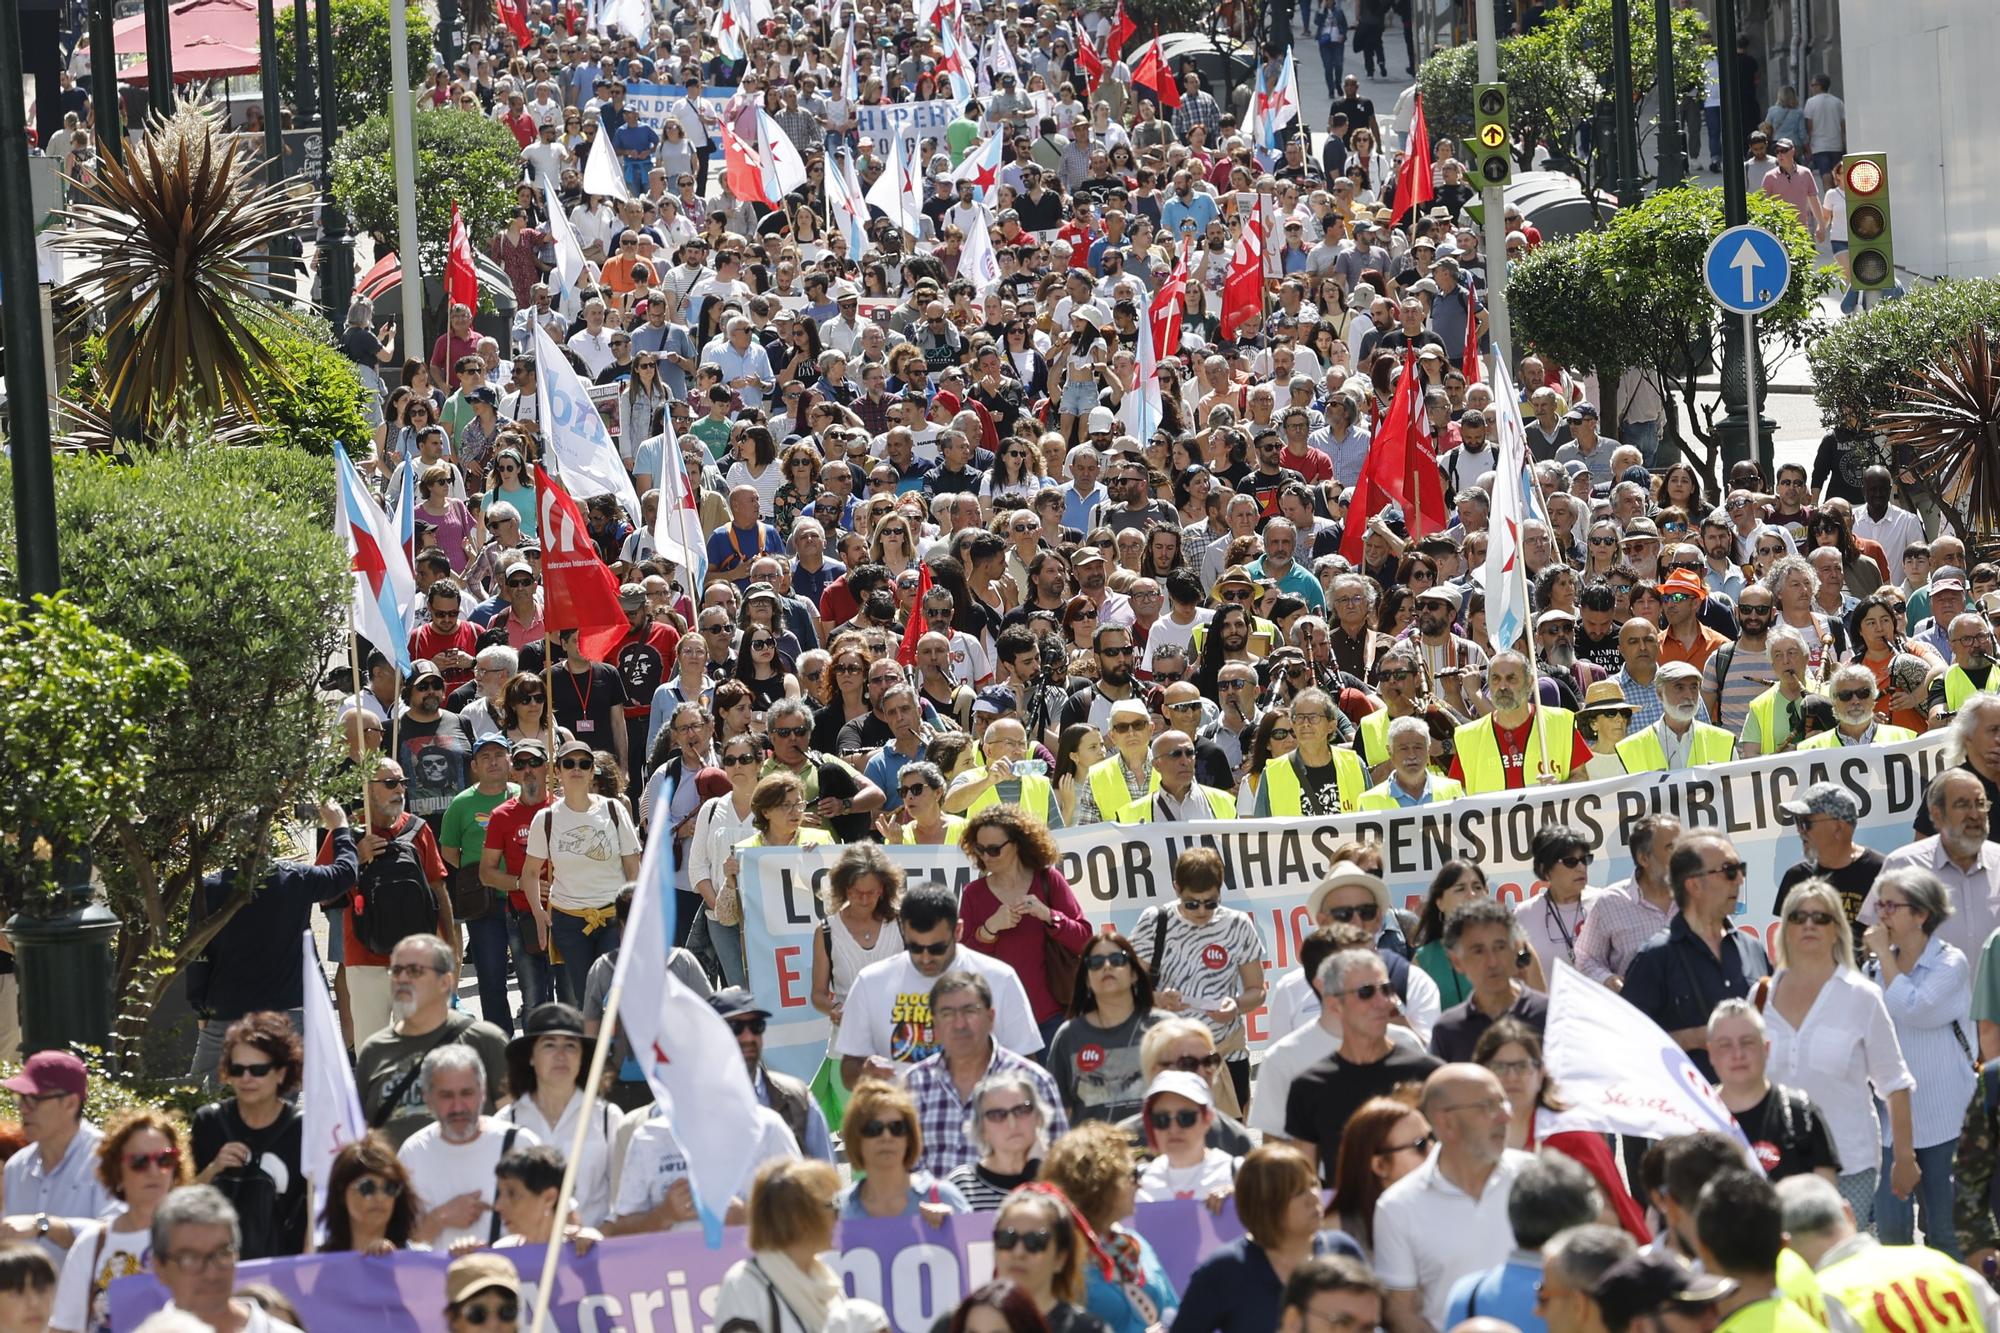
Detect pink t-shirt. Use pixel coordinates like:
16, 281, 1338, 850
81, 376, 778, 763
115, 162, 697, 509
1760, 165, 1819, 230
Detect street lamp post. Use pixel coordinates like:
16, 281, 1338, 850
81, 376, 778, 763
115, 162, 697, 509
142, 0, 175, 117
1710, 0, 1770, 475
1653, 0, 1685, 189
1609, 0, 1642, 204
315, 0, 353, 327
88, 0, 122, 165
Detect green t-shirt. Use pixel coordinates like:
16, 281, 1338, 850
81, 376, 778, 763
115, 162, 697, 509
946, 116, 981, 166
691, 415, 734, 460
440, 782, 516, 866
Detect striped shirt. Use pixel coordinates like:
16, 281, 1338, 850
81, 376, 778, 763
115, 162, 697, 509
905, 1041, 1068, 1176
1701, 639, 1773, 732
1573, 877, 1676, 984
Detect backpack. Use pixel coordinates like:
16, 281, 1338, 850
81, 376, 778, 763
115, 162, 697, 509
354, 817, 439, 956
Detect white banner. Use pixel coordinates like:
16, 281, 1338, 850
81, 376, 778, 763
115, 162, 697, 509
741, 737, 1949, 1083
857, 99, 958, 146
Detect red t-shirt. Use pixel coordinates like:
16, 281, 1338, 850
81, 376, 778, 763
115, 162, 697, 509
408, 622, 482, 691
1281, 445, 1333, 485
1448, 716, 1594, 789
318, 813, 449, 967
482, 795, 553, 911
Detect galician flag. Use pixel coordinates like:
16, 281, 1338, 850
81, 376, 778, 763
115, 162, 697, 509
299, 932, 367, 1203
825, 149, 871, 261
1119, 288, 1162, 444
948, 132, 1005, 205
865, 131, 921, 232
541, 172, 588, 309
839, 17, 860, 102
1481, 355, 1550, 655
755, 108, 809, 203
531, 321, 643, 523
957, 215, 1000, 293
333, 443, 416, 672
937, 17, 973, 103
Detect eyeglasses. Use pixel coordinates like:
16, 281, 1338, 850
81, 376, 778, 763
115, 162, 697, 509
1325, 903, 1380, 924
992, 1226, 1054, 1253
1556, 852, 1593, 869
1167, 1052, 1224, 1075
1700, 860, 1748, 881
1376, 1133, 1435, 1158
728, 1017, 768, 1036
860, 1118, 911, 1138
162, 1245, 238, 1274
455, 1300, 519, 1326
389, 962, 447, 979
1786, 909, 1838, 927
1179, 895, 1221, 914
982, 1102, 1039, 1125
226, 1059, 277, 1079
352, 1177, 404, 1200
126, 1149, 181, 1173
1149, 1108, 1203, 1131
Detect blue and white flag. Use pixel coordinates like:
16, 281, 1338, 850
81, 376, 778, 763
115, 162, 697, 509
531, 321, 643, 524
300, 931, 367, 1201
1480, 355, 1549, 655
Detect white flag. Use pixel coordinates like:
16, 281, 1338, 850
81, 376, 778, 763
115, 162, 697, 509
531, 322, 643, 523
581, 130, 632, 202
1541, 962, 1758, 1163
957, 218, 1000, 294
1119, 291, 1162, 443
824, 148, 870, 260
300, 931, 367, 1200
540, 173, 588, 307
650, 410, 708, 585
755, 109, 809, 202
1480, 356, 1549, 654
865, 131, 920, 233
612, 789, 766, 1239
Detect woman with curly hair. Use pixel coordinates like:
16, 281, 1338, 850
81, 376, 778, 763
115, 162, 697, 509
191, 1012, 306, 1258
959, 806, 1094, 1044
53, 1109, 191, 1333
1041, 1124, 1179, 1333
771, 443, 824, 540
320, 1135, 419, 1254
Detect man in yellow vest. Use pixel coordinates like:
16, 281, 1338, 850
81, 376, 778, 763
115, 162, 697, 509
1795, 664, 1918, 751
1930, 612, 2000, 726
1116, 730, 1237, 822
1080, 698, 1158, 823
1691, 1172, 1825, 1333
1450, 651, 1590, 795
1358, 715, 1465, 809
1617, 661, 1737, 773
1249, 686, 1367, 815
943, 717, 1061, 824
1775, 1172, 2000, 1333
1357, 645, 1427, 780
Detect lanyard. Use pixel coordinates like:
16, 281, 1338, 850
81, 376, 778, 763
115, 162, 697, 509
567, 664, 595, 720
1544, 894, 1584, 963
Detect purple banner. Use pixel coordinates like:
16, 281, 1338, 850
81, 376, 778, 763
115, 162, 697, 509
110, 1202, 1243, 1333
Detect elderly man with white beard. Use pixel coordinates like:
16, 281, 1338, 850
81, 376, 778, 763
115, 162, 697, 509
1615, 661, 1737, 773
1795, 663, 1918, 750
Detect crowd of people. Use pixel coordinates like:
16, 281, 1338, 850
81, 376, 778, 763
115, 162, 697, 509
7, 0, 1986, 1328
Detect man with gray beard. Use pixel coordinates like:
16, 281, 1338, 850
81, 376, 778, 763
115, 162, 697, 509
355, 933, 510, 1146
1613, 661, 1738, 773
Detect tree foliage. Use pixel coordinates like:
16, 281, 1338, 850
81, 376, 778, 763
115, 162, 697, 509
1807, 278, 2000, 428
1509, 185, 1833, 482
0, 448, 350, 1052
275, 0, 435, 130
331, 107, 521, 275
0, 598, 187, 909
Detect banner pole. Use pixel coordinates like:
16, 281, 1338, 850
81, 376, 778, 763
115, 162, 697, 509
1512, 527, 1556, 787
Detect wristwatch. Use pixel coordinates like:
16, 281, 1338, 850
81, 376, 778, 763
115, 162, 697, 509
34, 1214, 49, 1240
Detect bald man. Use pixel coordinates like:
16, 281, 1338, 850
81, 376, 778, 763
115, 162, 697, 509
703, 485, 785, 586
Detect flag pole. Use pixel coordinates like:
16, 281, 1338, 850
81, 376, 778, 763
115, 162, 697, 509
1512, 501, 1556, 787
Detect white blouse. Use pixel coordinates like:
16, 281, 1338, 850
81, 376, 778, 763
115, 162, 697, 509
1868, 934, 1976, 1150
688, 794, 755, 921
1763, 965, 1914, 1175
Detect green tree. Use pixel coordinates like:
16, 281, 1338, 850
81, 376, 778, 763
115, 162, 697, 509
331, 107, 521, 280
1508, 185, 1832, 485
0, 598, 187, 907
0, 448, 351, 1053
1807, 278, 2000, 429
275, 0, 435, 130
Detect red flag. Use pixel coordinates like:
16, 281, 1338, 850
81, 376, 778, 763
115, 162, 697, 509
1340, 351, 1446, 560
1391, 94, 1436, 224
496, 0, 530, 46
1219, 215, 1264, 343
1463, 282, 1482, 383
1149, 242, 1191, 360
1131, 35, 1180, 110
898, 562, 935, 666
535, 466, 630, 664
1108, 0, 1135, 57
722, 123, 767, 205
445, 202, 479, 314
1074, 21, 1105, 93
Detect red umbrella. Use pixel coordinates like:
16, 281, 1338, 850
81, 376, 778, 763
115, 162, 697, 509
91, 0, 265, 83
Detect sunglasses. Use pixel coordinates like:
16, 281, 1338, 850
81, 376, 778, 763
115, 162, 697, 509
374, 777, 407, 789
973, 840, 1013, 857
749, 638, 776, 650
728, 1017, 768, 1036
518, 691, 546, 703
1149, 1108, 1203, 1130
1703, 860, 1749, 881
1326, 903, 1380, 923
1268, 727, 1294, 741
992, 1227, 1054, 1253
1376, 1132, 1436, 1158
904, 938, 953, 957
861, 1118, 911, 1138
1166, 1053, 1224, 1075
558, 757, 595, 771
506, 576, 537, 587
1341, 982, 1392, 1001
226, 1060, 277, 1079
126, 1149, 181, 1173
982, 1102, 1038, 1125
353, 1177, 404, 1200
1179, 896, 1221, 914
1084, 952, 1130, 971
1557, 853, 1593, 869
455, 1300, 519, 1326
1786, 909, 1838, 927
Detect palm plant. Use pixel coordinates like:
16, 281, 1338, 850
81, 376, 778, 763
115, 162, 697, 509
54, 98, 320, 437
1873, 324, 2000, 556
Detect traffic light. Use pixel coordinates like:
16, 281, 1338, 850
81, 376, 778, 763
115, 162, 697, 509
1842, 152, 1894, 290
1469, 82, 1512, 190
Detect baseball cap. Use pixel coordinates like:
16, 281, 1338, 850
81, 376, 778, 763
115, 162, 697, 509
1780, 781, 1861, 823
472, 733, 511, 755
1566, 401, 1600, 421
1142, 1069, 1214, 1111
1931, 566, 1969, 593
445, 1254, 522, 1309
973, 686, 1018, 717
509, 738, 548, 763
707, 986, 773, 1021
1416, 584, 1463, 613
408, 659, 446, 687
1592, 1254, 1735, 1330
1, 1051, 86, 1100
555, 738, 595, 762
1087, 406, 1118, 433
619, 582, 647, 609
1655, 660, 1703, 685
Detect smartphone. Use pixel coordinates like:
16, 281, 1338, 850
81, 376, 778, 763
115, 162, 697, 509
751, 711, 768, 736
1013, 759, 1048, 778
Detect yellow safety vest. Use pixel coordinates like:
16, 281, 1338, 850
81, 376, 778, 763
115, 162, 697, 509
1795, 723, 1918, 751
897, 814, 967, 845
964, 772, 1055, 821
1355, 775, 1467, 810
1452, 708, 1578, 795
1774, 1250, 1826, 1327
1616, 721, 1739, 773
1262, 748, 1368, 815
1745, 684, 1807, 755
1713, 1297, 1829, 1333
1113, 786, 1237, 823
1359, 707, 1393, 769
1818, 1242, 1985, 1333
1945, 663, 2000, 712
1087, 755, 1158, 821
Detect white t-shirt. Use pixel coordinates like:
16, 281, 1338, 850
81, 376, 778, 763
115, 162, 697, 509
834, 947, 1043, 1068
494, 1094, 616, 1224
396, 1118, 541, 1250
611, 1105, 799, 1228
527, 796, 641, 910
53, 1220, 149, 1333
1135, 1146, 1238, 1203
942, 629, 993, 688
1374, 1148, 1537, 1328
1141, 609, 1211, 673
1129, 904, 1266, 1044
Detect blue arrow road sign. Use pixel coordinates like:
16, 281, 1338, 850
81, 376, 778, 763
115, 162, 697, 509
1704, 225, 1792, 315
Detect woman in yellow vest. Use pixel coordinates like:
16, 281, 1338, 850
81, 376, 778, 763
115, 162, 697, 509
1248, 687, 1367, 815
1739, 630, 1815, 757
891, 762, 966, 844
1083, 699, 1161, 822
